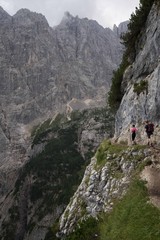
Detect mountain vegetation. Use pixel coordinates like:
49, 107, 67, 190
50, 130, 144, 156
108, 55, 129, 112
108, 0, 156, 111
0, 108, 114, 240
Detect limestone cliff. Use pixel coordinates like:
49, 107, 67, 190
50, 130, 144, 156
115, 2, 160, 141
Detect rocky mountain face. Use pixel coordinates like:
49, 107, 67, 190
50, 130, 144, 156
0, 7, 126, 240
115, 2, 160, 142
0, 11, 124, 144
113, 20, 129, 38
1, 2, 160, 240
0, 7, 125, 198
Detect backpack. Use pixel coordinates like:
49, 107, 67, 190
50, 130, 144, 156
147, 123, 154, 133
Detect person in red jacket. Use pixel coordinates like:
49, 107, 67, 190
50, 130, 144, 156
130, 124, 138, 145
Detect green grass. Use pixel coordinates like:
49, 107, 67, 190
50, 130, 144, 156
95, 140, 128, 168
100, 179, 160, 240
131, 144, 147, 151
65, 217, 100, 240
51, 178, 160, 240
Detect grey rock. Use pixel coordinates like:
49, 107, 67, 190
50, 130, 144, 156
113, 21, 129, 38
58, 145, 148, 236
0, 6, 124, 171
115, 3, 160, 141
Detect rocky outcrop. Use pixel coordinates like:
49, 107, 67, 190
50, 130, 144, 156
113, 21, 129, 38
115, 3, 160, 141
58, 142, 152, 237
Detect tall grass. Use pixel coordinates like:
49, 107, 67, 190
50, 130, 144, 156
100, 179, 160, 240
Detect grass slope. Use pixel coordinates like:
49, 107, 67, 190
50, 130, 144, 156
100, 179, 160, 240
60, 179, 160, 240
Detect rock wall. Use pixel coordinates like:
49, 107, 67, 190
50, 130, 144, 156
115, 3, 160, 141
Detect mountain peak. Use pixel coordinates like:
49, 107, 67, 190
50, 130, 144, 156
60, 11, 78, 25
0, 6, 11, 21
64, 11, 74, 19
13, 8, 49, 26
113, 20, 129, 37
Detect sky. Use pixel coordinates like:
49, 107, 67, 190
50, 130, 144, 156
0, 0, 140, 29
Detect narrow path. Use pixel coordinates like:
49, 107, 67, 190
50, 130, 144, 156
141, 148, 160, 208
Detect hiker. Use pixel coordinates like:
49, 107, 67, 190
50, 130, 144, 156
130, 124, 138, 145
145, 120, 154, 146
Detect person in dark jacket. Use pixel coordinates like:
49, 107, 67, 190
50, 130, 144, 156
145, 120, 154, 146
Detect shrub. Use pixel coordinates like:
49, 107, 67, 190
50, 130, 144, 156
95, 141, 127, 169
133, 80, 148, 95
108, 56, 129, 112
65, 217, 100, 240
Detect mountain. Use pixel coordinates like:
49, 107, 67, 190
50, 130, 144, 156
0, 8, 125, 181
1, 1, 160, 239
0, 7, 126, 240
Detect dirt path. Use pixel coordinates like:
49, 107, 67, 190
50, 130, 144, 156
141, 148, 160, 208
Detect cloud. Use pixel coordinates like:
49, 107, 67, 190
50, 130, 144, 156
0, 0, 139, 28
94, 0, 140, 28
